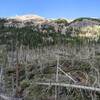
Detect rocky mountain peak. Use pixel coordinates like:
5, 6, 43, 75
11, 14, 45, 21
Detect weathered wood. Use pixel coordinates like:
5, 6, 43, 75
36, 82, 100, 92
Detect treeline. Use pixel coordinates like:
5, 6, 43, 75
0, 18, 100, 50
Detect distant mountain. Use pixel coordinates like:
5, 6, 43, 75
1, 14, 100, 28
0, 14, 100, 48
4, 14, 48, 27
69, 17, 100, 27
12, 14, 45, 21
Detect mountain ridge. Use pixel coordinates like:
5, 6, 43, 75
0, 14, 100, 47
